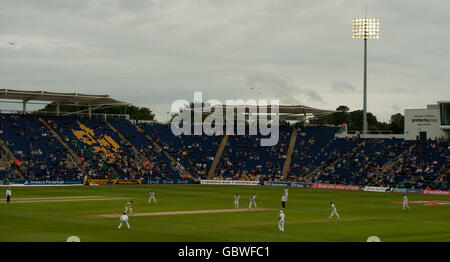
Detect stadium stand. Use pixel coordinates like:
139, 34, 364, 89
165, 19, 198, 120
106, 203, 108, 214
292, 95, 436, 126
0, 113, 448, 189
0, 114, 78, 181
388, 138, 449, 190
0, 146, 14, 181
289, 126, 341, 180
218, 125, 292, 181
312, 138, 413, 186
45, 115, 186, 180
139, 123, 222, 180
108, 118, 181, 179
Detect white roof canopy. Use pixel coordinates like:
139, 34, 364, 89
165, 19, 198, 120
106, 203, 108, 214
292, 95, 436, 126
0, 89, 127, 105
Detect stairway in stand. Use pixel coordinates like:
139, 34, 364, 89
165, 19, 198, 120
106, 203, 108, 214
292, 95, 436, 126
281, 128, 298, 180
207, 135, 229, 179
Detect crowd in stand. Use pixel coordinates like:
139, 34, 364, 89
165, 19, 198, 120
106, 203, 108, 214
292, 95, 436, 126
0, 114, 448, 190
386, 138, 449, 190
312, 137, 449, 190
0, 114, 79, 181
52, 117, 183, 181
215, 126, 291, 182
140, 123, 220, 180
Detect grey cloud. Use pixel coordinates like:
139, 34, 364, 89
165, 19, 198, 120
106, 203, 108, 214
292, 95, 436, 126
332, 81, 356, 93
240, 70, 325, 104
0, 0, 448, 122
391, 104, 401, 112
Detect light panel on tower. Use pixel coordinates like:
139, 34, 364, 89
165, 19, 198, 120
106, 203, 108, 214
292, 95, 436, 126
352, 18, 380, 39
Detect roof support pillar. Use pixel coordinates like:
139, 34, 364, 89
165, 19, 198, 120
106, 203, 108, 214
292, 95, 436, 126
22, 100, 27, 115
56, 103, 60, 116
88, 104, 92, 119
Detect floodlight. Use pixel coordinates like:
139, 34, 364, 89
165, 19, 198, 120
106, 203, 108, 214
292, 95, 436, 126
352, 18, 380, 39
352, 18, 380, 136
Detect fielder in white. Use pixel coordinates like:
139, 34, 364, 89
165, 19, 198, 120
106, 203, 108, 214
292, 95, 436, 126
281, 194, 287, 209
234, 193, 240, 208
402, 194, 410, 210
6, 188, 12, 204
284, 187, 288, 201
278, 210, 285, 232
124, 201, 133, 214
249, 194, 257, 208
148, 191, 157, 204
118, 213, 130, 230
329, 201, 340, 220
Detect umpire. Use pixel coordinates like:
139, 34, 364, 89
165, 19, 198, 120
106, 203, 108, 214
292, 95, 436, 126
6, 187, 11, 203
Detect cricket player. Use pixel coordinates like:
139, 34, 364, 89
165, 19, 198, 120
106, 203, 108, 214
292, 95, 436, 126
281, 194, 287, 209
278, 210, 285, 232
284, 187, 288, 201
402, 194, 410, 210
148, 191, 157, 204
329, 201, 340, 220
124, 200, 133, 214
6, 188, 11, 204
249, 194, 257, 208
118, 212, 130, 230
234, 193, 240, 208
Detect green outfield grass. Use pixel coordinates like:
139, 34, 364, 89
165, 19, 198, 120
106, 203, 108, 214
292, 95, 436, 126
0, 185, 449, 242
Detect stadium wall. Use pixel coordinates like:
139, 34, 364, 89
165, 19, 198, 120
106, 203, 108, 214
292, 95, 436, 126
335, 133, 404, 139
404, 105, 447, 140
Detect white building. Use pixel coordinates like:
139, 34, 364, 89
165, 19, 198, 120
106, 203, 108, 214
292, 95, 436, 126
404, 101, 450, 140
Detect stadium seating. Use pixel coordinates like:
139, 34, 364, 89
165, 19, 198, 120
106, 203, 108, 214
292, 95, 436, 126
389, 139, 449, 190
0, 146, 14, 181
0, 113, 448, 189
108, 118, 180, 179
219, 125, 291, 181
289, 126, 341, 179
313, 138, 413, 186
47, 115, 182, 180
0, 114, 78, 181
139, 123, 222, 180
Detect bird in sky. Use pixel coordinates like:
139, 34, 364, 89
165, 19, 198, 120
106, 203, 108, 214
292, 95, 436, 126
8, 42, 15, 46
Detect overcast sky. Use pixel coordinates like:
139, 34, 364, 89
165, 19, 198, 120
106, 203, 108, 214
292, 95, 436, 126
0, 0, 449, 122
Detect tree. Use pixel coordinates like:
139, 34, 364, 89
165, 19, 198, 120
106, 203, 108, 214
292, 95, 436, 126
389, 113, 404, 134
347, 110, 378, 131
319, 105, 350, 126
334, 105, 350, 125
336, 105, 350, 113
317, 105, 403, 133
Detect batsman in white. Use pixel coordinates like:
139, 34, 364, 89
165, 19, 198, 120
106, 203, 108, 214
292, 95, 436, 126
402, 194, 410, 210
118, 212, 130, 230
278, 210, 285, 232
234, 193, 240, 208
125, 200, 133, 214
249, 194, 257, 208
148, 191, 157, 204
329, 201, 340, 220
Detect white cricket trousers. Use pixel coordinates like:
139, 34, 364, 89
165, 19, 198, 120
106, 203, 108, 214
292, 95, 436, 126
249, 199, 257, 208
234, 200, 239, 208
118, 221, 130, 229
329, 210, 340, 219
125, 206, 133, 214
149, 196, 157, 204
403, 201, 410, 210
278, 219, 285, 232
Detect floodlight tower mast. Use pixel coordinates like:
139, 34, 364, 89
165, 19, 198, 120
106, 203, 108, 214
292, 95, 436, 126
352, 5, 379, 137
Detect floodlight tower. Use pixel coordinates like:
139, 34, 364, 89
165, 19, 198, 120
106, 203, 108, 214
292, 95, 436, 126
352, 18, 379, 136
